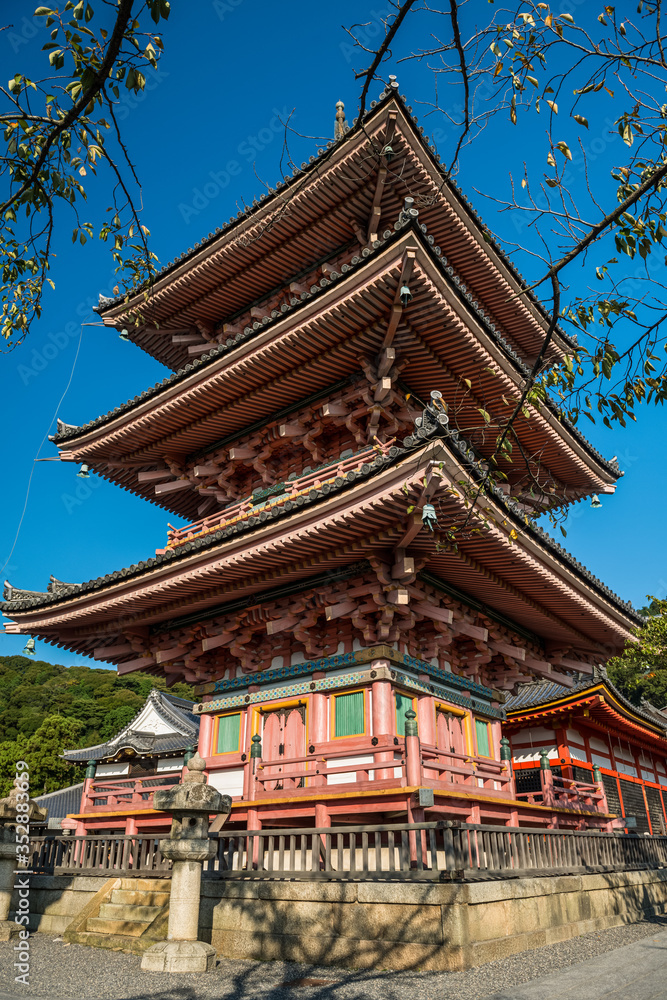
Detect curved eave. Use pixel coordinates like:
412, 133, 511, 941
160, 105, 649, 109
98, 93, 572, 371
54, 230, 618, 521
506, 682, 666, 740
3, 439, 637, 664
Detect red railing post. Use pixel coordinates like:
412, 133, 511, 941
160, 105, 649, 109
404, 710, 423, 788
539, 749, 556, 807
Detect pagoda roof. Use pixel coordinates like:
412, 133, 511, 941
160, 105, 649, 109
3, 415, 639, 671
61, 688, 198, 762
95, 85, 574, 372
51, 226, 620, 521
504, 669, 667, 747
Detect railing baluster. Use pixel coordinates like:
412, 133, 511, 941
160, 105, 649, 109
33, 821, 667, 882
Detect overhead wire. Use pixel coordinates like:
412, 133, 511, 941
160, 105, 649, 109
0, 323, 88, 582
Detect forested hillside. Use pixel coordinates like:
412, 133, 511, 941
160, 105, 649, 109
0, 655, 194, 797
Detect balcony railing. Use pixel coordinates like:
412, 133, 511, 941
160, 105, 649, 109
161, 442, 398, 550
248, 742, 513, 797
515, 771, 606, 812
29, 822, 667, 881
421, 745, 513, 794
253, 742, 404, 793
81, 775, 180, 813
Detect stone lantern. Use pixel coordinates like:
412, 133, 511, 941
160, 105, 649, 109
0, 786, 47, 941
141, 752, 231, 973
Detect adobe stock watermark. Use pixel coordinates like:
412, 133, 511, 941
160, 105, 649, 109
560, 448, 639, 531
13, 762, 32, 987
177, 106, 293, 224
212, 0, 243, 21
4, 14, 47, 54
62, 471, 103, 515
17, 276, 124, 387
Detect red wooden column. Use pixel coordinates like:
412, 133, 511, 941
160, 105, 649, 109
310, 689, 327, 788
555, 725, 572, 780
372, 666, 395, 780
198, 711, 215, 758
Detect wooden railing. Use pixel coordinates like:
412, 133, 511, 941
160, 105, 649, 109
82, 775, 179, 813
421, 746, 513, 793
30, 822, 667, 881
254, 742, 404, 793
515, 772, 606, 812
162, 443, 396, 550
30, 834, 170, 876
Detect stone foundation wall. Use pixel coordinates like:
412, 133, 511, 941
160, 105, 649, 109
207, 869, 667, 970
10, 876, 104, 936
13, 868, 667, 970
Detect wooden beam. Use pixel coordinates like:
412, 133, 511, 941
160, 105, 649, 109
366, 110, 397, 244
453, 621, 489, 642
93, 644, 134, 659
154, 479, 193, 495
229, 446, 255, 460
382, 248, 416, 349
266, 615, 297, 635
201, 631, 235, 652
155, 645, 189, 664
137, 469, 172, 483
490, 641, 526, 661
552, 657, 594, 673
387, 588, 409, 605
377, 347, 396, 378
117, 655, 155, 675
413, 602, 453, 625
395, 512, 423, 549
525, 655, 552, 673
321, 401, 348, 417
392, 553, 415, 580
171, 334, 203, 345
325, 601, 357, 621
279, 422, 305, 438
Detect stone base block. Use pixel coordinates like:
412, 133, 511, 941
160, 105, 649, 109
0, 920, 19, 941
141, 939, 216, 973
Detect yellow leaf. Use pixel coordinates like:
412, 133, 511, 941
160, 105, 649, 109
509, 528, 518, 541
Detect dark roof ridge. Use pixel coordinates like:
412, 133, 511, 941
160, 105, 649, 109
61, 687, 198, 761
96, 84, 575, 356
3, 418, 639, 629
52, 222, 621, 482
505, 669, 665, 732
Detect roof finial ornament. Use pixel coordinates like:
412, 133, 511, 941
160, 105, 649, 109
334, 100, 348, 140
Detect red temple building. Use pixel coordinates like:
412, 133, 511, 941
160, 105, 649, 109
60, 689, 200, 836
504, 669, 667, 834
2, 83, 643, 833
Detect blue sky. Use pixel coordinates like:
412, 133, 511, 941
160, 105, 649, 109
1, 1, 662, 667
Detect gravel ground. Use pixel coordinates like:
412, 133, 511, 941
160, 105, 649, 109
1, 918, 665, 1000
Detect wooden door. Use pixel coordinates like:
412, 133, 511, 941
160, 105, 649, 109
261, 705, 306, 791
283, 706, 306, 788
436, 709, 465, 782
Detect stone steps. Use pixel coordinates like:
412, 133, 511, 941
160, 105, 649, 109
63, 876, 171, 955
110, 888, 170, 907
98, 902, 163, 922
85, 916, 155, 937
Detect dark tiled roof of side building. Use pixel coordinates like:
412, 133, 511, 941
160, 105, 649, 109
61, 689, 199, 762
504, 669, 666, 732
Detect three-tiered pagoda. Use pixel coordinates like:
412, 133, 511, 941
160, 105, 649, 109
2, 82, 640, 832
